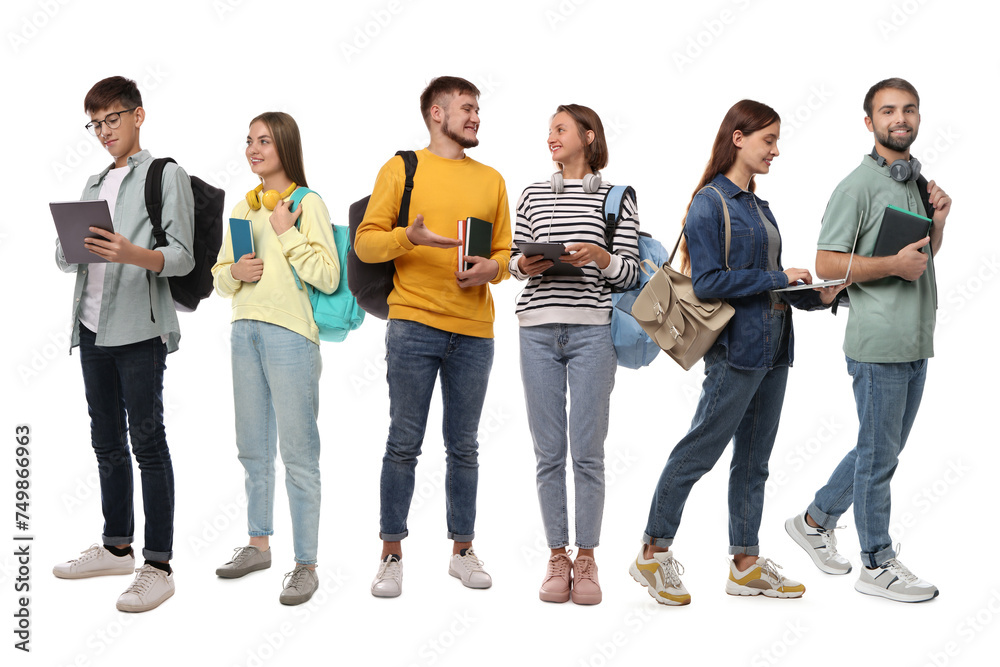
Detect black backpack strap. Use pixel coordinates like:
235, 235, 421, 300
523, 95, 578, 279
916, 174, 933, 220
145, 157, 177, 249
394, 150, 417, 228
601, 185, 635, 252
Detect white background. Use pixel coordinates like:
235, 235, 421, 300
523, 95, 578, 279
4, 0, 998, 665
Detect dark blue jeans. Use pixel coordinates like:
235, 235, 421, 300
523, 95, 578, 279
380, 320, 494, 542
79, 324, 174, 561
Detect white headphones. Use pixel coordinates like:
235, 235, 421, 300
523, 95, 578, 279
551, 167, 602, 194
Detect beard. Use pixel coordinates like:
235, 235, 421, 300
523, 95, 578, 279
875, 124, 918, 152
442, 111, 479, 149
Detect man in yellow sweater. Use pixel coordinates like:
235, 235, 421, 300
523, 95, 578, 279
355, 76, 511, 598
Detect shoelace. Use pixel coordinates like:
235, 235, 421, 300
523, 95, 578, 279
574, 557, 597, 581
73, 544, 105, 564
658, 554, 685, 588
817, 524, 846, 554
882, 558, 918, 584
458, 549, 485, 573
546, 553, 572, 579
122, 566, 159, 596
377, 556, 401, 580
230, 546, 257, 566
757, 558, 787, 585
283, 567, 312, 590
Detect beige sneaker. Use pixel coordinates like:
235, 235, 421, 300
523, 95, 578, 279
53, 544, 134, 579
571, 555, 602, 605
116, 564, 174, 612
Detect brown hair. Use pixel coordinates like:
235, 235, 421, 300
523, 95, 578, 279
678, 100, 780, 274
84, 76, 142, 114
419, 76, 481, 128
554, 104, 609, 172
249, 112, 308, 188
863, 77, 920, 118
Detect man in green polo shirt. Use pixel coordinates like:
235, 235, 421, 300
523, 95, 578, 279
784, 78, 952, 603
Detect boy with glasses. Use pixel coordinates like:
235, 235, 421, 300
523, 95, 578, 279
53, 75, 194, 612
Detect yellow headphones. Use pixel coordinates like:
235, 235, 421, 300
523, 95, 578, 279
246, 183, 297, 211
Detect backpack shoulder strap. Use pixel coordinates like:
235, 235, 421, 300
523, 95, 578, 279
395, 150, 418, 228
289, 186, 320, 291
602, 185, 635, 252
916, 174, 933, 220
144, 157, 177, 249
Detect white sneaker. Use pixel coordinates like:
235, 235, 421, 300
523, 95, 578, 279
371, 555, 403, 598
855, 557, 938, 603
785, 512, 852, 574
53, 544, 135, 579
629, 547, 691, 606
726, 557, 806, 598
449, 548, 492, 589
116, 564, 175, 612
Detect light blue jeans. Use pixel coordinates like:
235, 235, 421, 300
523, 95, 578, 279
380, 320, 494, 542
808, 357, 927, 567
520, 323, 616, 549
231, 319, 322, 565
644, 310, 789, 554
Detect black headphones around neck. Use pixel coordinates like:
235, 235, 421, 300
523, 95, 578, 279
870, 147, 921, 183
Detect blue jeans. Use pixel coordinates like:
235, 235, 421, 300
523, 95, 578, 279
644, 310, 789, 554
520, 323, 616, 549
78, 324, 174, 561
231, 319, 322, 565
808, 357, 927, 568
380, 319, 494, 541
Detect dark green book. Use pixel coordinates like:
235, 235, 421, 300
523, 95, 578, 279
458, 216, 493, 270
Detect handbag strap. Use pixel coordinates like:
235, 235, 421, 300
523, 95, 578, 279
668, 184, 731, 271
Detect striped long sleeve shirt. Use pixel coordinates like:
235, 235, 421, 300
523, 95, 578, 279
509, 180, 640, 326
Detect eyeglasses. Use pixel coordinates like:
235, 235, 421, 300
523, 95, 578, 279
85, 107, 138, 136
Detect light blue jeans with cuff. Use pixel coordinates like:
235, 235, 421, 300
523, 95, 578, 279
231, 319, 322, 566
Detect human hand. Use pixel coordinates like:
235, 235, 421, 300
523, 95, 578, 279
518, 254, 553, 276
926, 179, 951, 226
783, 268, 813, 286
456, 254, 499, 288
894, 237, 930, 280
269, 199, 301, 235
561, 242, 611, 269
405, 214, 462, 248
816, 278, 850, 305
231, 252, 264, 282
83, 227, 140, 264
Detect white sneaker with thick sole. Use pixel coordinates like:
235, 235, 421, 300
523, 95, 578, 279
726, 557, 806, 598
53, 544, 135, 579
785, 512, 852, 575
629, 547, 691, 606
855, 558, 938, 602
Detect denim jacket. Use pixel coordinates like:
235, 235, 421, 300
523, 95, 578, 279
684, 173, 825, 370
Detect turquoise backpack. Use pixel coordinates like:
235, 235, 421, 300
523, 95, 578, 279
289, 188, 365, 342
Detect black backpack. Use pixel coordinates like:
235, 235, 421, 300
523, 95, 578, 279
346, 150, 417, 320
145, 157, 225, 312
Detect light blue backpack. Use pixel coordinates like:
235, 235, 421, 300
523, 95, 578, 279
289, 188, 365, 342
604, 185, 668, 369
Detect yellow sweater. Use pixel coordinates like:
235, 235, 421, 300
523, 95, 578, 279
211, 190, 339, 344
354, 149, 511, 338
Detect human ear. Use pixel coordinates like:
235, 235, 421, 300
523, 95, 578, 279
732, 129, 744, 148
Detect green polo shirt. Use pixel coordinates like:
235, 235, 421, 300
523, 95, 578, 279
817, 156, 937, 363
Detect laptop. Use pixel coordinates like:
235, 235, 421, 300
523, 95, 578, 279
50, 200, 114, 264
773, 209, 863, 292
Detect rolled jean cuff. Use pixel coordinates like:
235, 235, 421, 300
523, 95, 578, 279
296, 559, 318, 566
248, 530, 273, 537
576, 541, 600, 549
863, 544, 896, 569
379, 530, 408, 541
446, 531, 475, 542
142, 548, 172, 562
806, 502, 841, 531
102, 535, 133, 547
729, 545, 761, 556
642, 534, 673, 549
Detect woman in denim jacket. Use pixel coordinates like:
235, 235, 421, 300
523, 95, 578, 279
629, 100, 847, 605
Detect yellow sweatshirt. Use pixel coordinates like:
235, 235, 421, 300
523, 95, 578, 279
211, 190, 339, 344
354, 149, 511, 338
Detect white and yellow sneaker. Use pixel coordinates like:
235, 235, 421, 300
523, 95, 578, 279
726, 557, 805, 598
629, 546, 691, 606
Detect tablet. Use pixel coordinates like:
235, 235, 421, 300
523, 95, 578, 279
515, 241, 584, 276
50, 200, 114, 264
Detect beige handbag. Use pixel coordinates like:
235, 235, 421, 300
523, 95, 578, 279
630, 185, 735, 371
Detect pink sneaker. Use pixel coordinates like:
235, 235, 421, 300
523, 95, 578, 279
539, 552, 572, 603
572, 555, 602, 605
